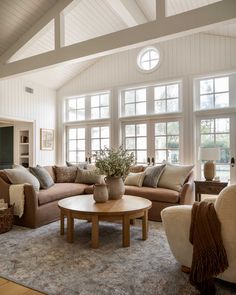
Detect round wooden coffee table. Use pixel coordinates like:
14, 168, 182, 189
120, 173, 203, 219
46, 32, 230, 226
58, 195, 152, 249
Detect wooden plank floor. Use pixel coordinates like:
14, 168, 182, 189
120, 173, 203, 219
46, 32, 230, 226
0, 278, 45, 295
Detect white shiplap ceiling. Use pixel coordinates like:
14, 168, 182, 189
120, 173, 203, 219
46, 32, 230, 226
1, 0, 236, 90
0, 0, 57, 57
21, 59, 98, 89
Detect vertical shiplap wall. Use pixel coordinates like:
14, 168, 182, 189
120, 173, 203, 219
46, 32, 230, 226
0, 77, 56, 165
57, 33, 236, 164
58, 33, 236, 96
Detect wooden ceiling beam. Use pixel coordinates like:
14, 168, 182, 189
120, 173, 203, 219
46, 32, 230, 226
0, 0, 236, 79
0, 0, 73, 65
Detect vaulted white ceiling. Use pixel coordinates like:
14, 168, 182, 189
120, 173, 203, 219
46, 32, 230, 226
0, 0, 57, 57
0, 0, 236, 90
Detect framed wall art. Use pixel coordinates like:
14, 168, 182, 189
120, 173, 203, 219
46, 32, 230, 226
40, 129, 54, 150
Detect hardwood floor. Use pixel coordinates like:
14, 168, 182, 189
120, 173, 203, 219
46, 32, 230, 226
0, 278, 45, 295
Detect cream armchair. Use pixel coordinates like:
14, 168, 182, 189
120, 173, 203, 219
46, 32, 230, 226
161, 184, 236, 283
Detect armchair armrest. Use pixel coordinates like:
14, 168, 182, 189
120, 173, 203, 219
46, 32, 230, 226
161, 205, 193, 268
202, 196, 217, 204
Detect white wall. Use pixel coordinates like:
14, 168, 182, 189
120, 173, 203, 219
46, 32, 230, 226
57, 32, 236, 164
0, 77, 56, 165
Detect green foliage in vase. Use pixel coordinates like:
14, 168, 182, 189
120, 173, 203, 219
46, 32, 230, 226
95, 146, 135, 178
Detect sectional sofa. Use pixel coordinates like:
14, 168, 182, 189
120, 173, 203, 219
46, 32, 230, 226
0, 165, 194, 228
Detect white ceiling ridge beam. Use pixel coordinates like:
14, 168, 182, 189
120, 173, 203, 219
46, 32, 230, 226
0, 0, 74, 64
106, 0, 147, 27
0, 0, 236, 79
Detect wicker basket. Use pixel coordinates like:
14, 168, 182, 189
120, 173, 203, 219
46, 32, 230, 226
0, 204, 14, 234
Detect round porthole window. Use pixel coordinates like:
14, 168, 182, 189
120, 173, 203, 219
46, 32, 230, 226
137, 46, 160, 72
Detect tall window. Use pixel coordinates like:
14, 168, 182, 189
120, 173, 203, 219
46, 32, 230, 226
67, 97, 85, 121
200, 118, 230, 180
199, 76, 229, 109
154, 83, 179, 113
91, 93, 110, 119
65, 92, 110, 122
91, 126, 110, 156
155, 121, 180, 164
67, 127, 86, 163
123, 88, 146, 116
124, 123, 147, 164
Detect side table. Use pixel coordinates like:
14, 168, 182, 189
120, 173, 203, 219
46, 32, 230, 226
194, 180, 228, 202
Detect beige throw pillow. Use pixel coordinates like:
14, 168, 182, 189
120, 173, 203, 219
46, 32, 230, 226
124, 172, 146, 187
158, 163, 194, 192
4, 165, 40, 192
75, 168, 103, 184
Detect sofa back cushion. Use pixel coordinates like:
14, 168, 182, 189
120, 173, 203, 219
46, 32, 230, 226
143, 164, 166, 188
66, 161, 87, 170
75, 168, 103, 184
129, 165, 146, 173
29, 166, 54, 189
4, 165, 40, 191
54, 166, 77, 183
158, 163, 194, 192
44, 166, 56, 182
124, 172, 146, 187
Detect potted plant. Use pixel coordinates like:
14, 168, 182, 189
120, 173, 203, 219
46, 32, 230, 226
95, 146, 135, 199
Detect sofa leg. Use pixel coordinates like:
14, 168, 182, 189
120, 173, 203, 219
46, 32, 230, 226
181, 265, 190, 274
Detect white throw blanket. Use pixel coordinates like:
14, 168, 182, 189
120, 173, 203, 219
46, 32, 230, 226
9, 184, 25, 218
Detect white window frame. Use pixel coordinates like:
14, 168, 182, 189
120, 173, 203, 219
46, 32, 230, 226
122, 121, 148, 164
194, 73, 236, 111
65, 91, 111, 123
66, 123, 111, 164
120, 80, 182, 119
136, 46, 161, 73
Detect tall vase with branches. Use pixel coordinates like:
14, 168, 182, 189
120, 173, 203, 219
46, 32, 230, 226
95, 146, 135, 199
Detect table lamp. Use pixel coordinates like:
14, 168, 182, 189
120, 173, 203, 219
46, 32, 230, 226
198, 147, 220, 181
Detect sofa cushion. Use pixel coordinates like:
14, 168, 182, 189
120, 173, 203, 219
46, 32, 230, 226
158, 163, 194, 192
38, 183, 88, 205
54, 166, 77, 183
4, 165, 40, 192
125, 185, 180, 203
44, 166, 56, 182
129, 165, 146, 173
66, 161, 87, 170
29, 166, 54, 189
75, 168, 103, 184
124, 172, 146, 187
143, 164, 166, 188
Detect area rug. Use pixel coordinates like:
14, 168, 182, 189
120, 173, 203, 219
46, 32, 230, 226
0, 220, 235, 295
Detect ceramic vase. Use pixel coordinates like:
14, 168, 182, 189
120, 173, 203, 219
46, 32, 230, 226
104, 176, 125, 200
93, 183, 109, 203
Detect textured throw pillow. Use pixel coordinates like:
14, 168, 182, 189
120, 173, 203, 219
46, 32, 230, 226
124, 172, 146, 187
4, 165, 40, 192
66, 161, 87, 170
157, 163, 194, 192
54, 166, 77, 183
75, 168, 103, 184
143, 164, 166, 188
129, 165, 146, 173
29, 166, 54, 189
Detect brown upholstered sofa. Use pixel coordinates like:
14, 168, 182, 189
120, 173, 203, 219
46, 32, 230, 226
0, 166, 194, 228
